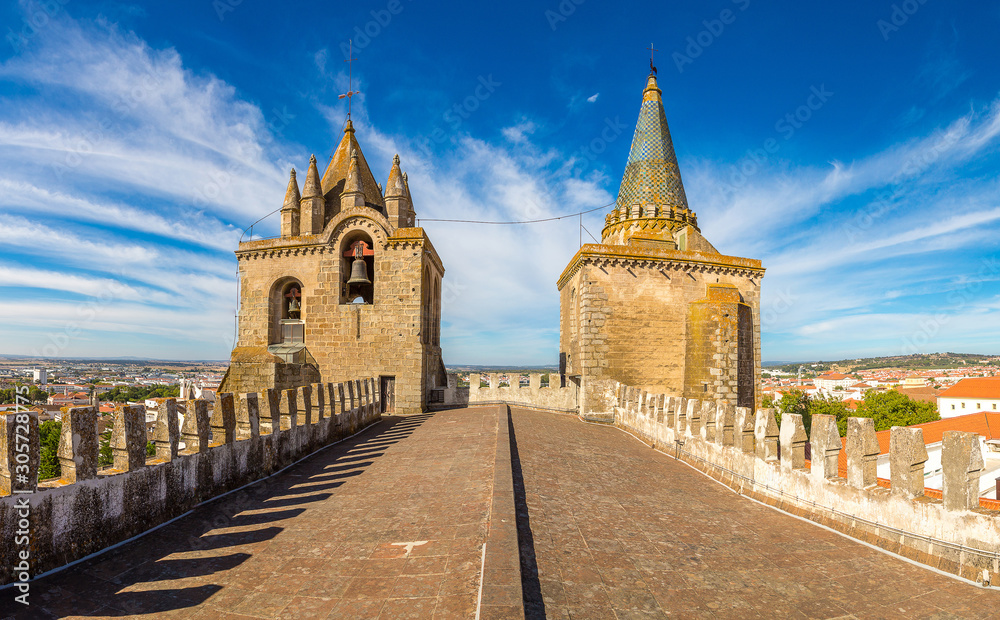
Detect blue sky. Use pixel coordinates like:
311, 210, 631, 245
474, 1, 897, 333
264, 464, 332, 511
1, 0, 1000, 364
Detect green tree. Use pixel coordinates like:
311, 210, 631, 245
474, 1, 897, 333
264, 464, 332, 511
38, 420, 62, 480
809, 397, 854, 436
99, 429, 113, 467
775, 389, 811, 434
105, 384, 180, 403
28, 386, 48, 403
853, 390, 939, 432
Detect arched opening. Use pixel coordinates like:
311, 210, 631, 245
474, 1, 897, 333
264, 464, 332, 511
269, 277, 305, 345
340, 230, 375, 304
433, 277, 441, 346
421, 267, 431, 345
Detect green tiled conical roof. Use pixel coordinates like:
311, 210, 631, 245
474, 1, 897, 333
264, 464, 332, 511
615, 73, 689, 213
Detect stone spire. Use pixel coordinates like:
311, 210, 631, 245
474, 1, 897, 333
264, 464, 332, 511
340, 148, 367, 209
601, 70, 704, 249
280, 168, 300, 238
300, 155, 325, 234
385, 153, 413, 228
321, 119, 387, 218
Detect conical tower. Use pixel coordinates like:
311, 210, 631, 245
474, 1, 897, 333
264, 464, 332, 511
558, 65, 764, 418
602, 72, 709, 251
321, 120, 386, 222
385, 154, 414, 228
280, 168, 301, 238
300, 155, 325, 234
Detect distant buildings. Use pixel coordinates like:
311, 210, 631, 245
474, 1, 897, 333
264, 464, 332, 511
33, 368, 47, 385
937, 378, 1000, 418
814, 372, 856, 391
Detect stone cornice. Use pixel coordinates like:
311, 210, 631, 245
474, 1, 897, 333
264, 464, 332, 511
557, 243, 765, 290
389, 227, 445, 275
237, 245, 329, 261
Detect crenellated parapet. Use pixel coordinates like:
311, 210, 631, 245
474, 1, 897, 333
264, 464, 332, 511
0, 377, 382, 586
439, 372, 579, 413
607, 380, 1000, 586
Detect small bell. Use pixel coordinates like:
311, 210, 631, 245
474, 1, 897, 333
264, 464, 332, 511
347, 258, 371, 286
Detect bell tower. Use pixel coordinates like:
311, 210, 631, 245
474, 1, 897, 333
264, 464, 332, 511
558, 68, 765, 416
220, 121, 446, 414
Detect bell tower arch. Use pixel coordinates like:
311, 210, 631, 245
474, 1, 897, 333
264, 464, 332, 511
221, 121, 447, 413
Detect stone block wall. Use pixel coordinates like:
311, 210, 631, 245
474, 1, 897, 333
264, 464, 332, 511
0, 377, 381, 586
440, 373, 578, 413
558, 244, 763, 417
608, 381, 1000, 586
226, 220, 444, 414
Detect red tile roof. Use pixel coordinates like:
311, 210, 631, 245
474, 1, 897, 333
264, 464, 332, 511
818, 373, 851, 380
938, 378, 1000, 399
836, 411, 1000, 473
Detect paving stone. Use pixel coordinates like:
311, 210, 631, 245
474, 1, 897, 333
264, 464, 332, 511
508, 407, 1000, 620
10, 411, 496, 619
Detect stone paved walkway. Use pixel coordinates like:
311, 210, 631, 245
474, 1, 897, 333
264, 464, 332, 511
7, 406, 1000, 619
6, 410, 497, 620
510, 407, 1000, 620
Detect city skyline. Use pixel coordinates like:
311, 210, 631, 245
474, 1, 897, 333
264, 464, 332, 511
1, 1, 999, 364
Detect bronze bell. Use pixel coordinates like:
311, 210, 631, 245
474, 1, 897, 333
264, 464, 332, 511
347, 257, 371, 286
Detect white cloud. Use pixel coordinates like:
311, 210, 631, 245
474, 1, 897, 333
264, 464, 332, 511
587, 93, 599, 103
501, 120, 537, 145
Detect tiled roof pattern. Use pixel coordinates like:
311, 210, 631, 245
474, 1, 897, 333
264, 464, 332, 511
938, 378, 1000, 399
615, 75, 689, 214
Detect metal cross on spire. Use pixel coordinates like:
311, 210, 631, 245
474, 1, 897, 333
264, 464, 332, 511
339, 39, 361, 119
648, 42, 659, 74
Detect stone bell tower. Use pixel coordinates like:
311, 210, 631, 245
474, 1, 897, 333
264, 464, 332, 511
558, 69, 765, 416
220, 120, 446, 414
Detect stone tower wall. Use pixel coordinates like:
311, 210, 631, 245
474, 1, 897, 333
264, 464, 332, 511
559, 245, 762, 416
225, 225, 443, 414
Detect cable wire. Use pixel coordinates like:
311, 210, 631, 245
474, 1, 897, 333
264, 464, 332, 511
417, 202, 612, 226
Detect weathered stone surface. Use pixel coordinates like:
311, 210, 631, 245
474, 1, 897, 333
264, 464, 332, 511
326, 382, 339, 416
153, 398, 180, 460
283, 388, 298, 430
338, 383, 346, 414
213, 392, 237, 444
942, 431, 984, 511
686, 398, 701, 437
717, 401, 734, 446
299, 385, 313, 426
810, 414, 840, 481
312, 382, 325, 420
182, 400, 210, 453
699, 401, 716, 443
58, 406, 99, 482
734, 406, 754, 453
754, 408, 779, 462
779, 413, 807, 471
890, 426, 928, 498
238, 393, 260, 439
111, 405, 147, 471
655, 394, 666, 423
347, 381, 356, 409
846, 417, 879, 489
263, 388, 281, 434
1, 411, 39, 494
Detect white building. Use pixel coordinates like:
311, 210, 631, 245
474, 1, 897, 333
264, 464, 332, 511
937, 378, 1000, 418
814, 372, 856, 391
33, 368, 47, 385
